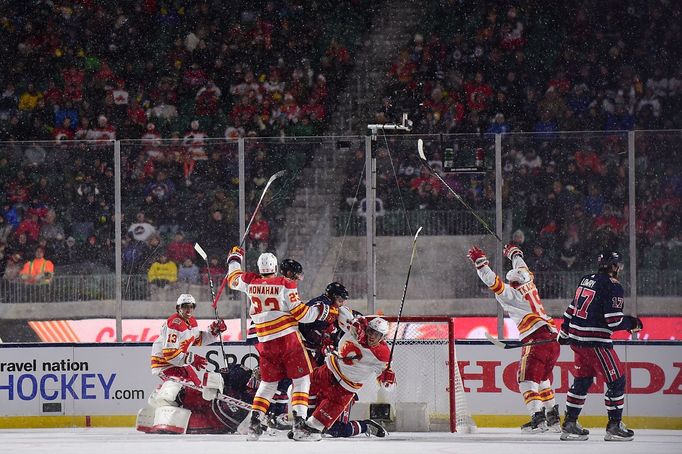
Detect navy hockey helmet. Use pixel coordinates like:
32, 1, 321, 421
280, 258, 303, 279
325, 282, 349, 300
597, 251, 623, 271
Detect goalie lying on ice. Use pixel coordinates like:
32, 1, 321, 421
136, 364, 259, 434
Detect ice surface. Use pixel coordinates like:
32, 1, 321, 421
0, 428, 679, 454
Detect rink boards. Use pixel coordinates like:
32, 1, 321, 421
0, 341, 680, 429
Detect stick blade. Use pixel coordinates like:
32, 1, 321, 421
417, 139, 427, 161
484, 332, 509, 349
194, 243, 208, 260
414, 225, 423, 238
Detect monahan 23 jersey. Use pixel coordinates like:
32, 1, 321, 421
150, 314, 217, 373
324, 328, 390, 393
476, 256, 556, 340
228, 261, 323, 342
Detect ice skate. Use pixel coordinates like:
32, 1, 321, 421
604, 420, 634, 441
364, 419, 387, 437
545, 405, 561, 433
521, 409, 548, 433
246, 412, 263, 441
560, 418, 589, 441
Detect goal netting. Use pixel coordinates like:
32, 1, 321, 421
356, 316, 477, 432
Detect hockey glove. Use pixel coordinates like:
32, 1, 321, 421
210, 318, 227, 336
503, 243, 523, 260
187, 352, 208, 370
557, 331, 570, 345
351, 316, 368, 345
227, 246, 244, 265
315, 303, 340, 324
625, 316, 644, 333
377, 368, 396, 388
467, 246, 489, 269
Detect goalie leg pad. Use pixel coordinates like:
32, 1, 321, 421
135, 406, 156, 433
202, 372, 225, 401
149, 380, 183, 408
151, 406, 191, 434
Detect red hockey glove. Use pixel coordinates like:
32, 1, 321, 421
210, 318, 227, 336
227, 246, 244, 264
321, 344, 336, 357
187, 352, 207, 370
351, 316, 368, 345
315, 303, 340, 324
378, 368, 396, 388
503, 243, 523, 260
467, 246, 489, 269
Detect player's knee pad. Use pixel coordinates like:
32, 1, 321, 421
292, 375, 310, 390
151, 406, 191, 434
570, 377, 593, 396
201, 372, 224, 401
606, 375, 626, 398
256, 380, 280, 400
149, 380, 183, 408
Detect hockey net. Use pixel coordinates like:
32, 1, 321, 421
360, 316, 476, 432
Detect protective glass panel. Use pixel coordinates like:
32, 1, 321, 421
120, 138, 240, 339
372, 133, 499, 316
0, 140, 116, 342
501, 131, 629, 335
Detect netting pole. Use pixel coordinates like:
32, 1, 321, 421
448, 316, 456, 433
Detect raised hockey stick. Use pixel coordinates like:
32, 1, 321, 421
484, 332, 556, 350
211, 169, 287, 306
387, 226, 422, 369
194, 242, 228, 369
417, 139, 501, 242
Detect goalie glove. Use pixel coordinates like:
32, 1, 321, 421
467, 246, 489, 269
377, 368, 396, 389
227, 246, 244, 265
503, 243, 523, 261
186, 352, 207, 371
210, 318, 227, 336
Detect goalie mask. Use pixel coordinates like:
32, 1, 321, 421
176, 293, 196, 318
505, 268, 531, 288
257, 252, 278, 275
366, 317, 389, 346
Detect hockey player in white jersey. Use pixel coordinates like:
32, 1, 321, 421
226, 246, 339, 441
293, 316, 395, 441
468, 243, 560, 433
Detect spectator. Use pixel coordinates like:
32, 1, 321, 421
165, 232, 195, 265
487, 113, 512, 134
200, 256, 226, 286
128, 211, 157, 242
248, 211, 271, 246
20, 246, 54, 285
177, 257, 201, 285
0, 213, 13, 244
147, 253, 178, 300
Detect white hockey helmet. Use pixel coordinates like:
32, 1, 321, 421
176, 293, 196, 308
505, 268, 531, 286
257, 252, 278, 274
368, 317, 389, 336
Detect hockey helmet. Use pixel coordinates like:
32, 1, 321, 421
280, 258, 303, 279
366, 317, 389, 346
325, 282, 349, 300
176, 293, 196, 308
597, 250, 623, 273
257, 252, 278, 274
505, 268, 531, 286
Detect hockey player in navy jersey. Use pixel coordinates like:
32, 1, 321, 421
557, 251, 643, 442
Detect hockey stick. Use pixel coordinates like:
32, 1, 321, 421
168, 377, 252, 411
417, 139, 501, 242
484, 332, 556, 350
211, 169, 287, 306
387, 226, 422, 369
194, 242, 228, 369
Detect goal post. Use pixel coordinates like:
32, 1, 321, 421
376, 315, 476, 432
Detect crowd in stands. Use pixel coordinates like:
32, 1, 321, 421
347, 0, 682, 271
0, 0, 369, 292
